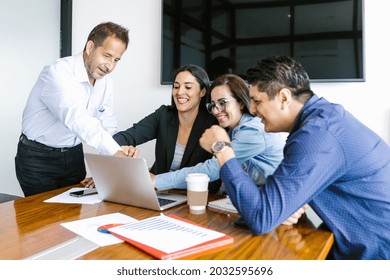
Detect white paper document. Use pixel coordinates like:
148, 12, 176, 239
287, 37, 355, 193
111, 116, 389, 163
61, 212, 137, 247
44, 187, 102, 204
108, 215, 225, 253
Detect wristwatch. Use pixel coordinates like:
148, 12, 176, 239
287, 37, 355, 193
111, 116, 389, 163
211, 141, 232, 155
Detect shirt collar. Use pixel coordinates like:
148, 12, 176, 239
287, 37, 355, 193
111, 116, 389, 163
290, 94, 320, 134
74, 52, 89, 83
239, 113, 252, 125
229, 113, 253, 136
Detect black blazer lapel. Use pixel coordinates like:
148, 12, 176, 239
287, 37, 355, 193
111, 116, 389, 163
180, 110, 210, 167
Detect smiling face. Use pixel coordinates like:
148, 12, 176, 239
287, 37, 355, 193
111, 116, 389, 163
84, 35, 126, 85
249, 85, 297, 133
172, 71, 205, 113
210, 85, 243, 130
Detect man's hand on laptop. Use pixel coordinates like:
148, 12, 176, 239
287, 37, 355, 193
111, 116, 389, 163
114, 150, 128, 157
80, 177, 95, 188
121, 145, 139, 157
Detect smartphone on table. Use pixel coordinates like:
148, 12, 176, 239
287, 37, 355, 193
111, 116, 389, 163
69, 188, 98, 197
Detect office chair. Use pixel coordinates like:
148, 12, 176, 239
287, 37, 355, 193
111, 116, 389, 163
0, 193, 22, 204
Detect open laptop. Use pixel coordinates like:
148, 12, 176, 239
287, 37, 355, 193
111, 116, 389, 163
84, 153, 187, 211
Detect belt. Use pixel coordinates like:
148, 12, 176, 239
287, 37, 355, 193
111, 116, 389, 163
19, 134, 80, 152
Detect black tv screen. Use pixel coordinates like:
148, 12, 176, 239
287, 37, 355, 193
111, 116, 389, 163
161, 0, 364, 84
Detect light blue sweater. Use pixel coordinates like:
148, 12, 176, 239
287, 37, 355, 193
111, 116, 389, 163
155, 113, 285, 190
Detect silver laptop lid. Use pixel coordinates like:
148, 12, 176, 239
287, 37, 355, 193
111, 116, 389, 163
84, 153, 186, 211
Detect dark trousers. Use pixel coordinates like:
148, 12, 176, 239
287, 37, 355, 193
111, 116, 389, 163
15, 136, 86, 197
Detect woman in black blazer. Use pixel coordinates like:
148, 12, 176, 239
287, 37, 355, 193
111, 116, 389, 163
113, 65, 220, 193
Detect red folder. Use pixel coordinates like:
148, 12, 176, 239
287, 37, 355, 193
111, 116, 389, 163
108, 214, 234, 260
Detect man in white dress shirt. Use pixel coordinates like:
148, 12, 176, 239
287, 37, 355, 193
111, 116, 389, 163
15, 22, 129, 196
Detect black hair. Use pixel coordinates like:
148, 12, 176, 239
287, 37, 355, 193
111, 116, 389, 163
247, 55, 313, 102
83, 22, 129, 51
170, 64, 210, 112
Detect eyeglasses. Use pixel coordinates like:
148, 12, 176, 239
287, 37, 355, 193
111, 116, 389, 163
206, 98, 235, 113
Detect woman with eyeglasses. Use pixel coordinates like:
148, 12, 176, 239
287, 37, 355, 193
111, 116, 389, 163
153, 73, 284, 189
112, 64, 221, 193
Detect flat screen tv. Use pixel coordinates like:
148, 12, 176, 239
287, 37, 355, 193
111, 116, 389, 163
161, 0, 364, 84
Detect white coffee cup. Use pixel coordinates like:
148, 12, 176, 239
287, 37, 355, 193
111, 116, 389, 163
186, 173, 210, 214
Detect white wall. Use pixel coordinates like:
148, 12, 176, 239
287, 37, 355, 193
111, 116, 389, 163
0, 0, 60, 196
1, 0, 389, 197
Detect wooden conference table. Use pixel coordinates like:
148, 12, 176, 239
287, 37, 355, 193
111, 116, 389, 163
0, 185, 334, 260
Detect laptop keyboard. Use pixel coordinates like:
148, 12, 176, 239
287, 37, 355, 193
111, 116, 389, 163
158, 197, 176, 206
